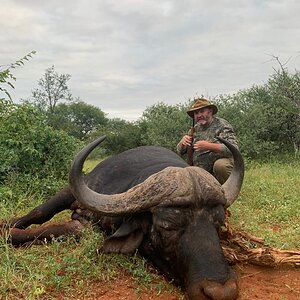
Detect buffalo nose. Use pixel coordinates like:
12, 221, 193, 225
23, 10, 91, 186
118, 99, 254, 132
188, 278, 238, 300
203, 279, 238, 300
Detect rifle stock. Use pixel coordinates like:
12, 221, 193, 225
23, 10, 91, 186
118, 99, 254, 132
187, 127, 195, 166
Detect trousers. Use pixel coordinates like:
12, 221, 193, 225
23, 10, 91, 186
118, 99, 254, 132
212, 158, 234, 184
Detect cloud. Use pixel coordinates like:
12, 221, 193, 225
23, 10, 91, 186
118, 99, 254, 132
1, 0, 300, 120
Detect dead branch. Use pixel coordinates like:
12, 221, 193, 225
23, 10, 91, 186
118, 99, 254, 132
220, 218, 300, 268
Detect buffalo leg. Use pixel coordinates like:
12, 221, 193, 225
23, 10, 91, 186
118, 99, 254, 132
4, 220, 85, 246
10, 187, 76, 229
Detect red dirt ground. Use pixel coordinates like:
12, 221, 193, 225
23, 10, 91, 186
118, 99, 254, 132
55, 263, 300, 300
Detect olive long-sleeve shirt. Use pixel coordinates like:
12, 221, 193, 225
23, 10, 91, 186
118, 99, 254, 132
177, 117, 239, 172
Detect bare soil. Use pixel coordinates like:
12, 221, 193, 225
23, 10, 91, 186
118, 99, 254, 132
53, 264, 300, 300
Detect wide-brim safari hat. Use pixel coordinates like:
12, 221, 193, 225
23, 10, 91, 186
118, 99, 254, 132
187, 98, 218, 118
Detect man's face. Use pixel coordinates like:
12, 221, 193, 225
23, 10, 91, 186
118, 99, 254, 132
194, 107, 213, 126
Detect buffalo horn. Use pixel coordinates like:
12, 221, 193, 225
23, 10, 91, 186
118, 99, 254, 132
69, 136, 198, 216
217, 136, 244, 207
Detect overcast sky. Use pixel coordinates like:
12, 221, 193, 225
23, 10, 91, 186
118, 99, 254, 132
1, 0, 300, 121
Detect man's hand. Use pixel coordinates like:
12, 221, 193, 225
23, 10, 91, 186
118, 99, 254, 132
193, 140, 222, 152
180, 135, 193, 147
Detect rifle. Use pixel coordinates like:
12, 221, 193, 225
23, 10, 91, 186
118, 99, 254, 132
187, 119, 195, 166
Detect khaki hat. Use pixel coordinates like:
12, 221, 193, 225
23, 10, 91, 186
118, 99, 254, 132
187, 98, 218, 118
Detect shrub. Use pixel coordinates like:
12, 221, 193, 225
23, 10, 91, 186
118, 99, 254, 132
0, 100, 81, 195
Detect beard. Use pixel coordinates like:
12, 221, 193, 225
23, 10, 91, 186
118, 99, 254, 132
196, 115, 210, 125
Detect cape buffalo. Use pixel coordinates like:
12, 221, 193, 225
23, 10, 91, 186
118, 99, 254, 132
6, 136, 244, 300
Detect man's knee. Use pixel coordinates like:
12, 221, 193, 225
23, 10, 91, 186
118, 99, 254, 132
213, 158, 233, 184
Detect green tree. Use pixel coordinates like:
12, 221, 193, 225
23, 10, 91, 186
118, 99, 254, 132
215, 89, 276, 158
267, 69, 300, 156
29, 65, 73, 113
140, 102, 191, 151
215, 68, 300, 158
49, 101, 108, 140
90, 118, 142, 156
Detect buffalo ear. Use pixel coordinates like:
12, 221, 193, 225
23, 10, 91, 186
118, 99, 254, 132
101, 229, 144, 254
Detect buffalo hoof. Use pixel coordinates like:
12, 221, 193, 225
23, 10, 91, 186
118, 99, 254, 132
71, 208, 95, 225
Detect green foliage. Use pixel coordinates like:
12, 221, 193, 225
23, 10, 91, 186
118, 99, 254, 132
215, 69, 300, 159
0, 69, 15, 101
0, 51, 36, 101
49, 101, 109, 140
267, 69, 300, 153
0, 100, 80, 195
140, 102, 191, 151
90, 118, 143, 156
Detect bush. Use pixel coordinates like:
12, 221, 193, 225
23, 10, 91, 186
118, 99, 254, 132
140, 102, 191, 151
215, 69, 300, 159
0, 100, 81, 195
90, 118, 143, 157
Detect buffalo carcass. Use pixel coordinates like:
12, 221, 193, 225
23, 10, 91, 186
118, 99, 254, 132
7, 136, 244, 300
